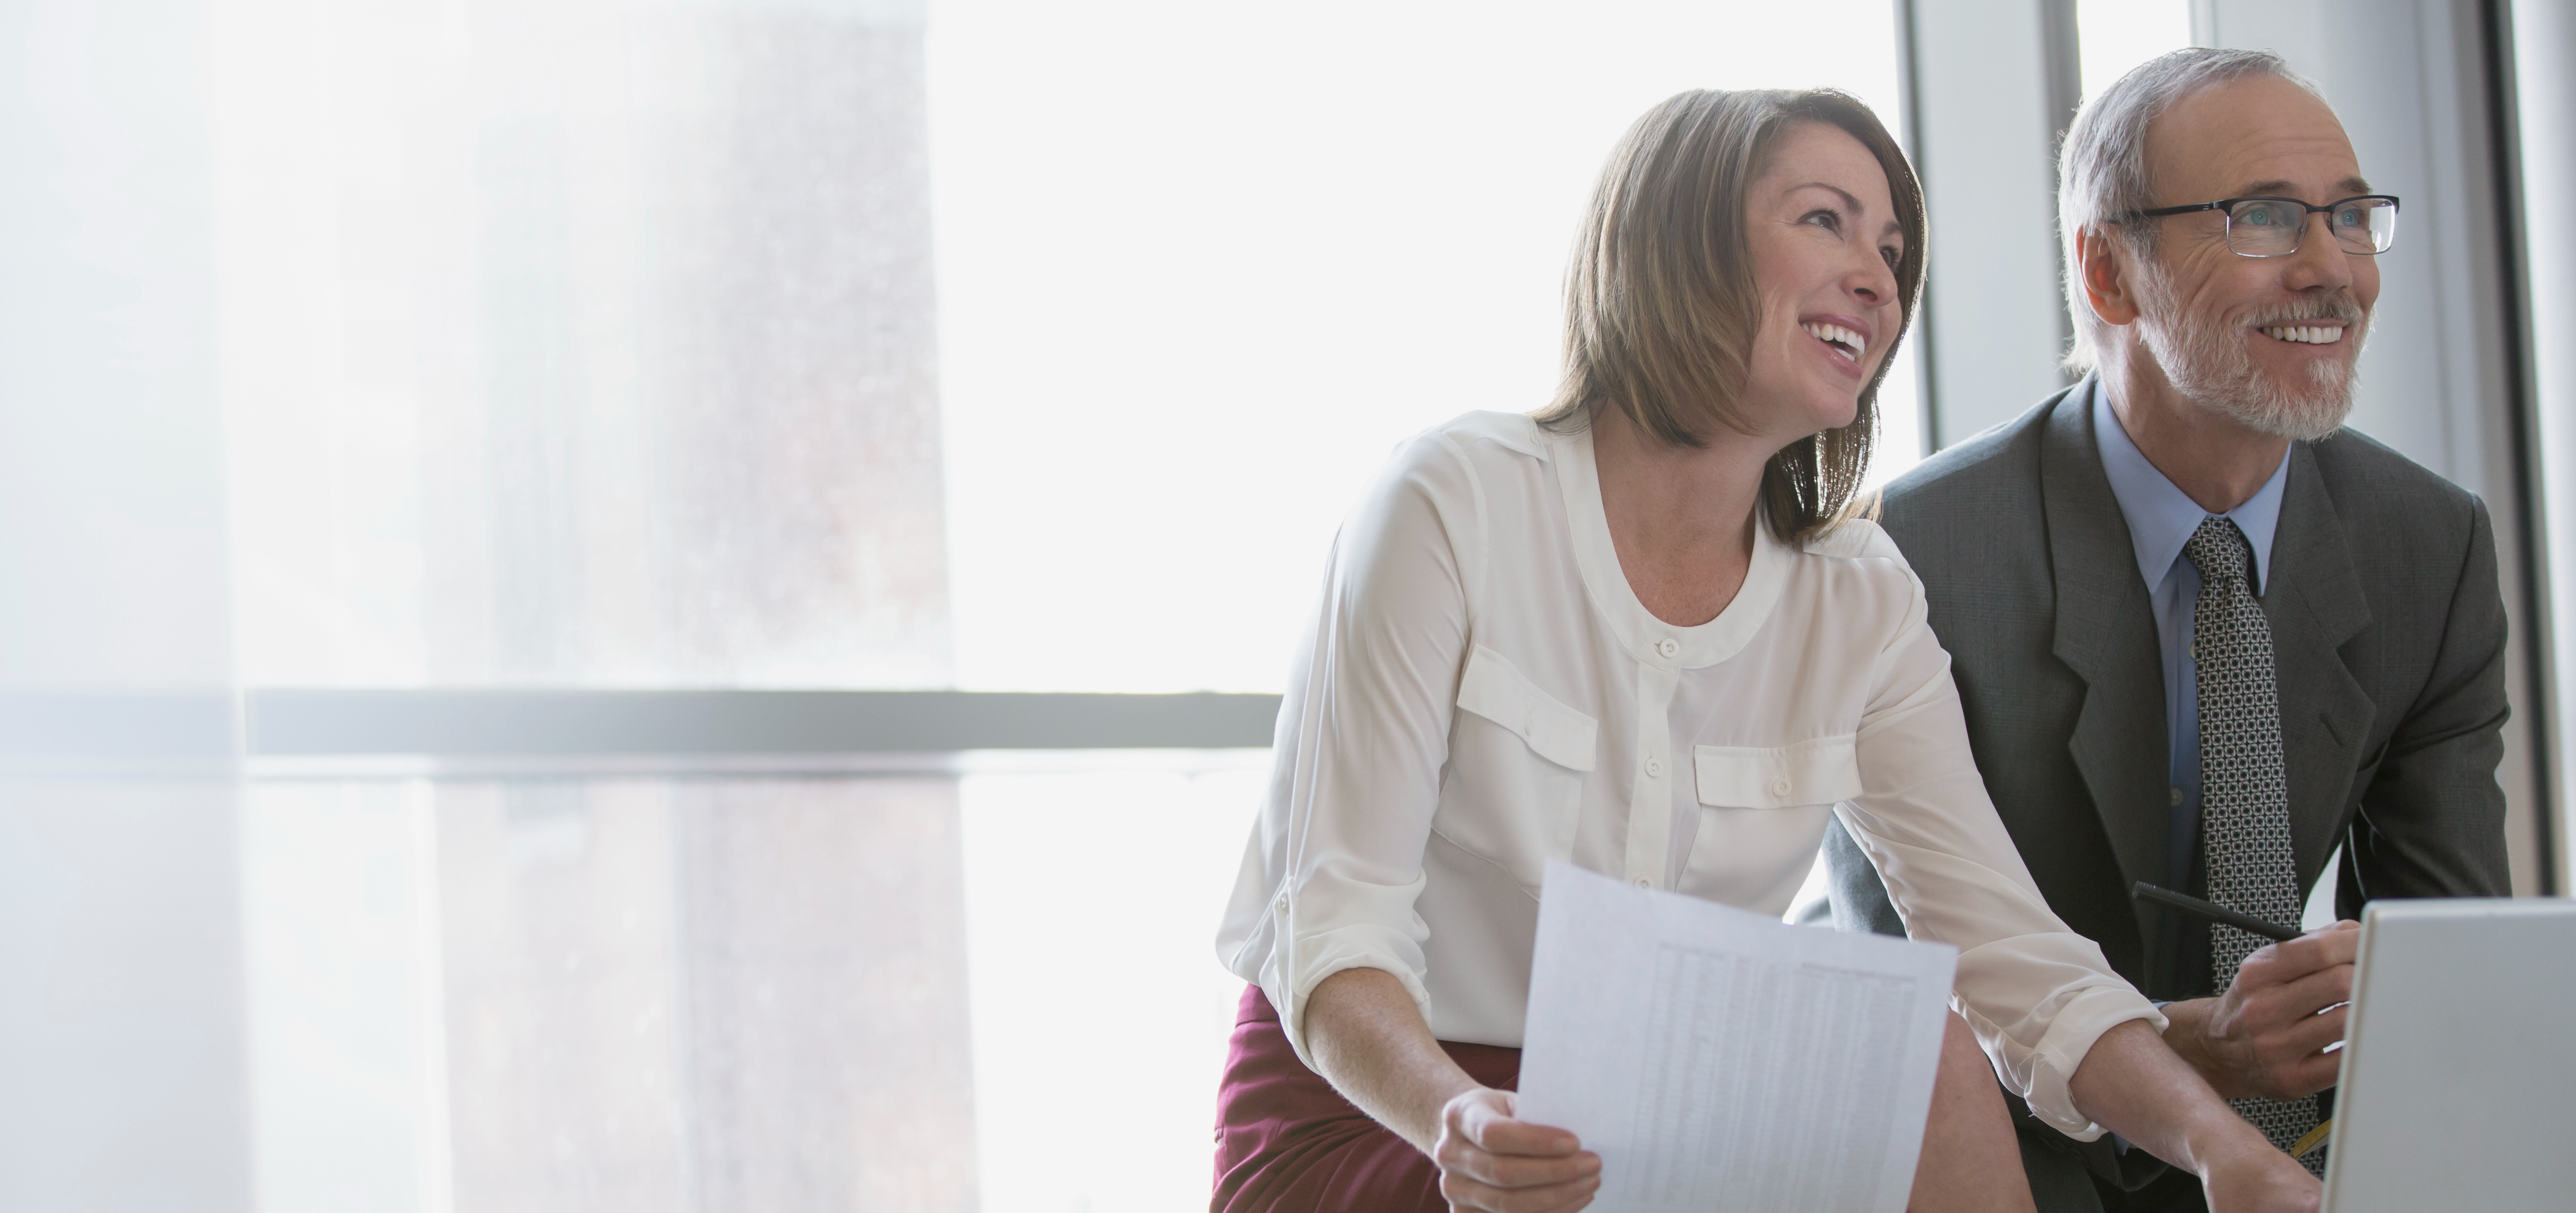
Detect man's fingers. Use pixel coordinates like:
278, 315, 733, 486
2277, 1002, 2348, 1054
1440, 1167, 1603, 1213
2229, 961, 2352, 1032
2292, 1049, 2346, 1094
2257, 921, 2361, 978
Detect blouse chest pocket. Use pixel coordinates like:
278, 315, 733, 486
1439, 646, 1596, 883
1693, 735, 1861, 809
1679, 735, 1863, 904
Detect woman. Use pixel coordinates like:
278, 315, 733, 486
1212, 90, 2318, 1213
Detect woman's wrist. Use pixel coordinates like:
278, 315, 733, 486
1304, 967, 1483, 1153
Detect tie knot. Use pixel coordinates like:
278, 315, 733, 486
2184, 515, 2253, 586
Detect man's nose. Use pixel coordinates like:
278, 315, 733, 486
2283, 210, 2356, 290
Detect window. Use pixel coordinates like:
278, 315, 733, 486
9, 2, 1918, 1209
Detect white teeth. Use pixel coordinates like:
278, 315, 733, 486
2262, 324, 2344, 344
1802, 321, 1867, 359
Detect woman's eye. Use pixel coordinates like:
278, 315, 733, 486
1804, 208, 1842, 232
1879, 245, 1900, 270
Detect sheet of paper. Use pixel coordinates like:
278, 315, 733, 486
1517, 862, 1958, 1213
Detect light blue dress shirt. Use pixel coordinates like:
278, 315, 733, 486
2089, 380, 2290, 899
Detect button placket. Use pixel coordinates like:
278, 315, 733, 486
1621, 663, 1683, 889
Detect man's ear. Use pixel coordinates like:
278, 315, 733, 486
2078, 226, 2142, 327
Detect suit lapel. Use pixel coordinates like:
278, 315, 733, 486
2041, 385, 2173, 950
2264, 444, 2375, 891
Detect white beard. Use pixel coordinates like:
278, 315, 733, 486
2132, 270, 2366, 442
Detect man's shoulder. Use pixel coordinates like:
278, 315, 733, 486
1878, 393, 2061, 556
2306, 425, 2484, 535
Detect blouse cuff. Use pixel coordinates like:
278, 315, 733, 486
1268, 932, 1433, 1073
1999, 986, 2169, 1140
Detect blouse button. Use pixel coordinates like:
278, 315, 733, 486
1632, 877, 1651, 889
1276, 894, 1290, 913
1644, 758, 1663, 777
1769, 776, 1793, 798
1656, 638, 1680, 658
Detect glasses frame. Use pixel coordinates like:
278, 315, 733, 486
2113, 194, 2402, 258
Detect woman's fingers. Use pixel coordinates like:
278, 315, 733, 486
1435, 1088, 1602, 1194
1436, 1139, 1602, 1189
1445, 1089, 1581, 1154
1439, 1168, 1603, 1213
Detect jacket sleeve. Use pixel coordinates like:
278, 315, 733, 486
2346, 495, 2514, 904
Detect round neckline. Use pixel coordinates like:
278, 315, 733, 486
1554, 425, 1788, 670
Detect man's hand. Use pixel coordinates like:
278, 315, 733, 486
2165, 921, 2360, 1101
1431, 1087, 1601, 1213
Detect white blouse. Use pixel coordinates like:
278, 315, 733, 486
1215, 411, 2163, 1139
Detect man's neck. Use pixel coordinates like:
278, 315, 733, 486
2106, 357, 2291, 514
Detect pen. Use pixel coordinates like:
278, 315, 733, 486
2129, 882, 2303, 943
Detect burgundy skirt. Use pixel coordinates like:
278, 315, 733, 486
1211, 984, 1522, 1213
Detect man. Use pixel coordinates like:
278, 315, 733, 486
1822, 48, 2512, 1213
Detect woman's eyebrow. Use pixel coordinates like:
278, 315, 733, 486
1790, 182, 1864, 213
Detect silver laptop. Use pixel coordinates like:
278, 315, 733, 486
2320, 896, 2576, 1213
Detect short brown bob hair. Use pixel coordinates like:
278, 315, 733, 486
1534, 88, 1927, 542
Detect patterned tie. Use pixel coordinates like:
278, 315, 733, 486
2184, 516, 2325, 1174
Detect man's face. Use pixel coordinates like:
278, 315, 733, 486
2127, 75, 2380, 439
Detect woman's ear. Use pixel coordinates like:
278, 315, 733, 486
2078, 226, 2142, 327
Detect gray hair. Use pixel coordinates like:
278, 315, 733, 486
2058, 48, 2330, 371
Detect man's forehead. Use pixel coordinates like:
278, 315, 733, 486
2147, 76, 2363, 201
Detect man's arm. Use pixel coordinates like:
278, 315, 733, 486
2162, 496, 2513, 1099
2344, 495, 2513, 900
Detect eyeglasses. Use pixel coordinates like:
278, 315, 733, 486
2113, 195, 2401, 257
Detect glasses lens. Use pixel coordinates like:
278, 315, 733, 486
2225, 198, 2306, 255
2333, 197, 2398, 253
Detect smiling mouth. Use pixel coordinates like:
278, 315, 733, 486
1802, 320, 1867, 362
2259, 323, 2346, 345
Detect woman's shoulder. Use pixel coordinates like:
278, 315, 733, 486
1796, 514, 1908, 565
1787, 516, 1926, 621
1426, 410, 1553, 459
1361, 411, 1558, 503
1380, 410, 1555, 477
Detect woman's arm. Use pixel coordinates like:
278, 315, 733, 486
2068, 1021, 2319, 1213
1839, 543, 2317, 1210
1304, 968, 1601, 1213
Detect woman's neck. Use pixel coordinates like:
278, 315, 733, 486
1589, 404, 1772, 629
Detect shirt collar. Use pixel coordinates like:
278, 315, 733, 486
2089, 377, 2290, 594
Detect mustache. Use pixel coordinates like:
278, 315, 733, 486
2238, 296, 2367, 327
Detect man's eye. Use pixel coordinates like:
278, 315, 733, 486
2333, 206, 2362, 228
2240, 204, 2285, 226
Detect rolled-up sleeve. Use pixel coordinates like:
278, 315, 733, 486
1215, 434, 1479, 1068
1836, 568, 2164, 1140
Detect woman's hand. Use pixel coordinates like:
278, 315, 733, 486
2197, 1141, 2320, 1213
1430, 1087, 1600, 1213
2066, 1020, 2321, 1213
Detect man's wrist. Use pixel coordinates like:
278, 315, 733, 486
2157, 998, 2226, 1090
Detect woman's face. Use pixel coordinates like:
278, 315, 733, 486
1737, 122, 1906, 441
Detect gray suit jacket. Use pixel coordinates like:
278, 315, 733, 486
1824, 384, 2512, 1212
